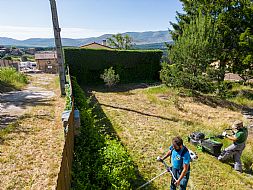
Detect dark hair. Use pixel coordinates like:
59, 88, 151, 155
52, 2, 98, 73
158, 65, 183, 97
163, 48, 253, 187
172, 136, 183, 147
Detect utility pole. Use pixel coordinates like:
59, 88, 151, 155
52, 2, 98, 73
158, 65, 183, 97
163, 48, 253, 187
49, 0, 66, 96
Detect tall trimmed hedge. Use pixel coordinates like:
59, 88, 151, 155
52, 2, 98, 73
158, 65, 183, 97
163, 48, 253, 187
64, 48, 163, 85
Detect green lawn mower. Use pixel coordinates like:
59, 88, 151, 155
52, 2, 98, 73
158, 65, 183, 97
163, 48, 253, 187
187, 130, 233, 157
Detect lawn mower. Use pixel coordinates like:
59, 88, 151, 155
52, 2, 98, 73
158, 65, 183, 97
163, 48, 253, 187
188, 129, 234, 157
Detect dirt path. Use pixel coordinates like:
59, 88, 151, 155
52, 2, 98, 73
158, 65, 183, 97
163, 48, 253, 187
0, 74, 65, 190
0, 75, 55, 129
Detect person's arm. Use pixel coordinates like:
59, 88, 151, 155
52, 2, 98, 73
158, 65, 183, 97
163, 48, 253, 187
174, 164, 189, 186
226, 134, 237, 142
161, 149, 172, 160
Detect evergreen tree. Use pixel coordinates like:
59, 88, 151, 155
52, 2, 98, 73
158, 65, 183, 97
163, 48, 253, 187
170, 0, 253, 81
161, 14, 220, 92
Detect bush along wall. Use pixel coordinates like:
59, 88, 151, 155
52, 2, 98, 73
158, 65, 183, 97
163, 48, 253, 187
64, 48, 163, 85
71, 77, 137, 189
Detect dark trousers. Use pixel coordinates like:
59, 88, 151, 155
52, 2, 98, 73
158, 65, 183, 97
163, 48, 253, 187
170, 168, 190, 190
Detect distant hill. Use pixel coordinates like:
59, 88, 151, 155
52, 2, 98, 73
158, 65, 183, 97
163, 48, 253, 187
0, 31, 172, 47
134, 42, 172, 50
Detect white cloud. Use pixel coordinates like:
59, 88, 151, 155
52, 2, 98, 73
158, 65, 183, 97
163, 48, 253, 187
0, 26, 111, 40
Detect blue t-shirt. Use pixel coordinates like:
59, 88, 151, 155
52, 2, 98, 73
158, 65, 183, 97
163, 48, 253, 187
170, 145, 190, 170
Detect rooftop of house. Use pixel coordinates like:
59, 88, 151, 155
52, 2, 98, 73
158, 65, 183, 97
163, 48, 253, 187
80, 42, 114, 49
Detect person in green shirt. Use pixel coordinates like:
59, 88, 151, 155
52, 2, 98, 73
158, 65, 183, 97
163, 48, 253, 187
218, 120, 248, 172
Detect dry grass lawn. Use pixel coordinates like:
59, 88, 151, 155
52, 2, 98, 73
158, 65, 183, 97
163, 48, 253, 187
92, 84, 253, 190
0, 74, 65, 190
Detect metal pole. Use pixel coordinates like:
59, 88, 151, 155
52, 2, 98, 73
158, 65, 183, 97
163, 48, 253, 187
161, 160, 177, 181
137, 170, 168, 190
49, 0, 66, 96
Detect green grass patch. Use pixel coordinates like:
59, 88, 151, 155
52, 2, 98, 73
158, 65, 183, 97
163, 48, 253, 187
0, 122, 19, 141
227, 85, 253, 107
0, 67, 28, 92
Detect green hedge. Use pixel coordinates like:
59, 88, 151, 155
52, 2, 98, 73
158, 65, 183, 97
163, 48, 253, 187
64, 48, 163, 85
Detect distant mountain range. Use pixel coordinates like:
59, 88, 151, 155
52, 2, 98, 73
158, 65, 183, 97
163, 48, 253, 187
0, 31, 172, 47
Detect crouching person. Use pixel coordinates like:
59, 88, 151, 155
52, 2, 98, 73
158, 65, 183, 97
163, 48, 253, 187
160, 136, 191, 190
218, 120, 248, 172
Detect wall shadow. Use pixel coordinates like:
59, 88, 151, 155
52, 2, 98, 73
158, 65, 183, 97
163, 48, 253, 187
84, 89, 158, 190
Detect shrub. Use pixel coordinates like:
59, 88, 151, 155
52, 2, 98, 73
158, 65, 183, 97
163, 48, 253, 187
100, 67, 120, 88
161, 14, 222, 94
0, 67, 28, 91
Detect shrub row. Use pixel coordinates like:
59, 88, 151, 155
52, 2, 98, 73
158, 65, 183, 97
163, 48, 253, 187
65, 48, 163, 85
71, 77, 136, 189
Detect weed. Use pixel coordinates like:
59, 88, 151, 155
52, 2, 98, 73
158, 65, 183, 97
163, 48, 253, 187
0, 67, 28, 92
0, 122, 19, 140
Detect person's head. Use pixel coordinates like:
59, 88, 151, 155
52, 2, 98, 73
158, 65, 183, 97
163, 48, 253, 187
232, 120, 243, 132
172, 136, 183, 152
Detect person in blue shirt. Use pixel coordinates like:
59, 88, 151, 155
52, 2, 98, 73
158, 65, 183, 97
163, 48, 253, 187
160, 136, 191, 190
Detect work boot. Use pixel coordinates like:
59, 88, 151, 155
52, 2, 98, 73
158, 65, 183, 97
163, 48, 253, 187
234, 163, 243, 173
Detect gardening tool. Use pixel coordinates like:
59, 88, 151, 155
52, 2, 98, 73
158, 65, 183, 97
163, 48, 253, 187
210, 128, 235, 139
136, 170, 168, 190
136, 156, 177, 190
188, 131, 223, 157
157, 156, 177, 181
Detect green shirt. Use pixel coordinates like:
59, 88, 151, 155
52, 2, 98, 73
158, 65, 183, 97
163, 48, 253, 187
235, 127, 248, 144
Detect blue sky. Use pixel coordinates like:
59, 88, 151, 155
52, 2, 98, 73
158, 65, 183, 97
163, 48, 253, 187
0, 0, 183, 40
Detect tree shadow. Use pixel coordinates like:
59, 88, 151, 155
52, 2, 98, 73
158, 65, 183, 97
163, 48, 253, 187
231, 89, 253, 100
0, 115, 18, 130
0, 114, 32, 144
191, 93, 243, 111
0, 113, 53, 145
100, 103, 179, 123
0, 81, 19, 93
189, 89, 253, 112
83, 82, 161, 93
0, 91, 55, 110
